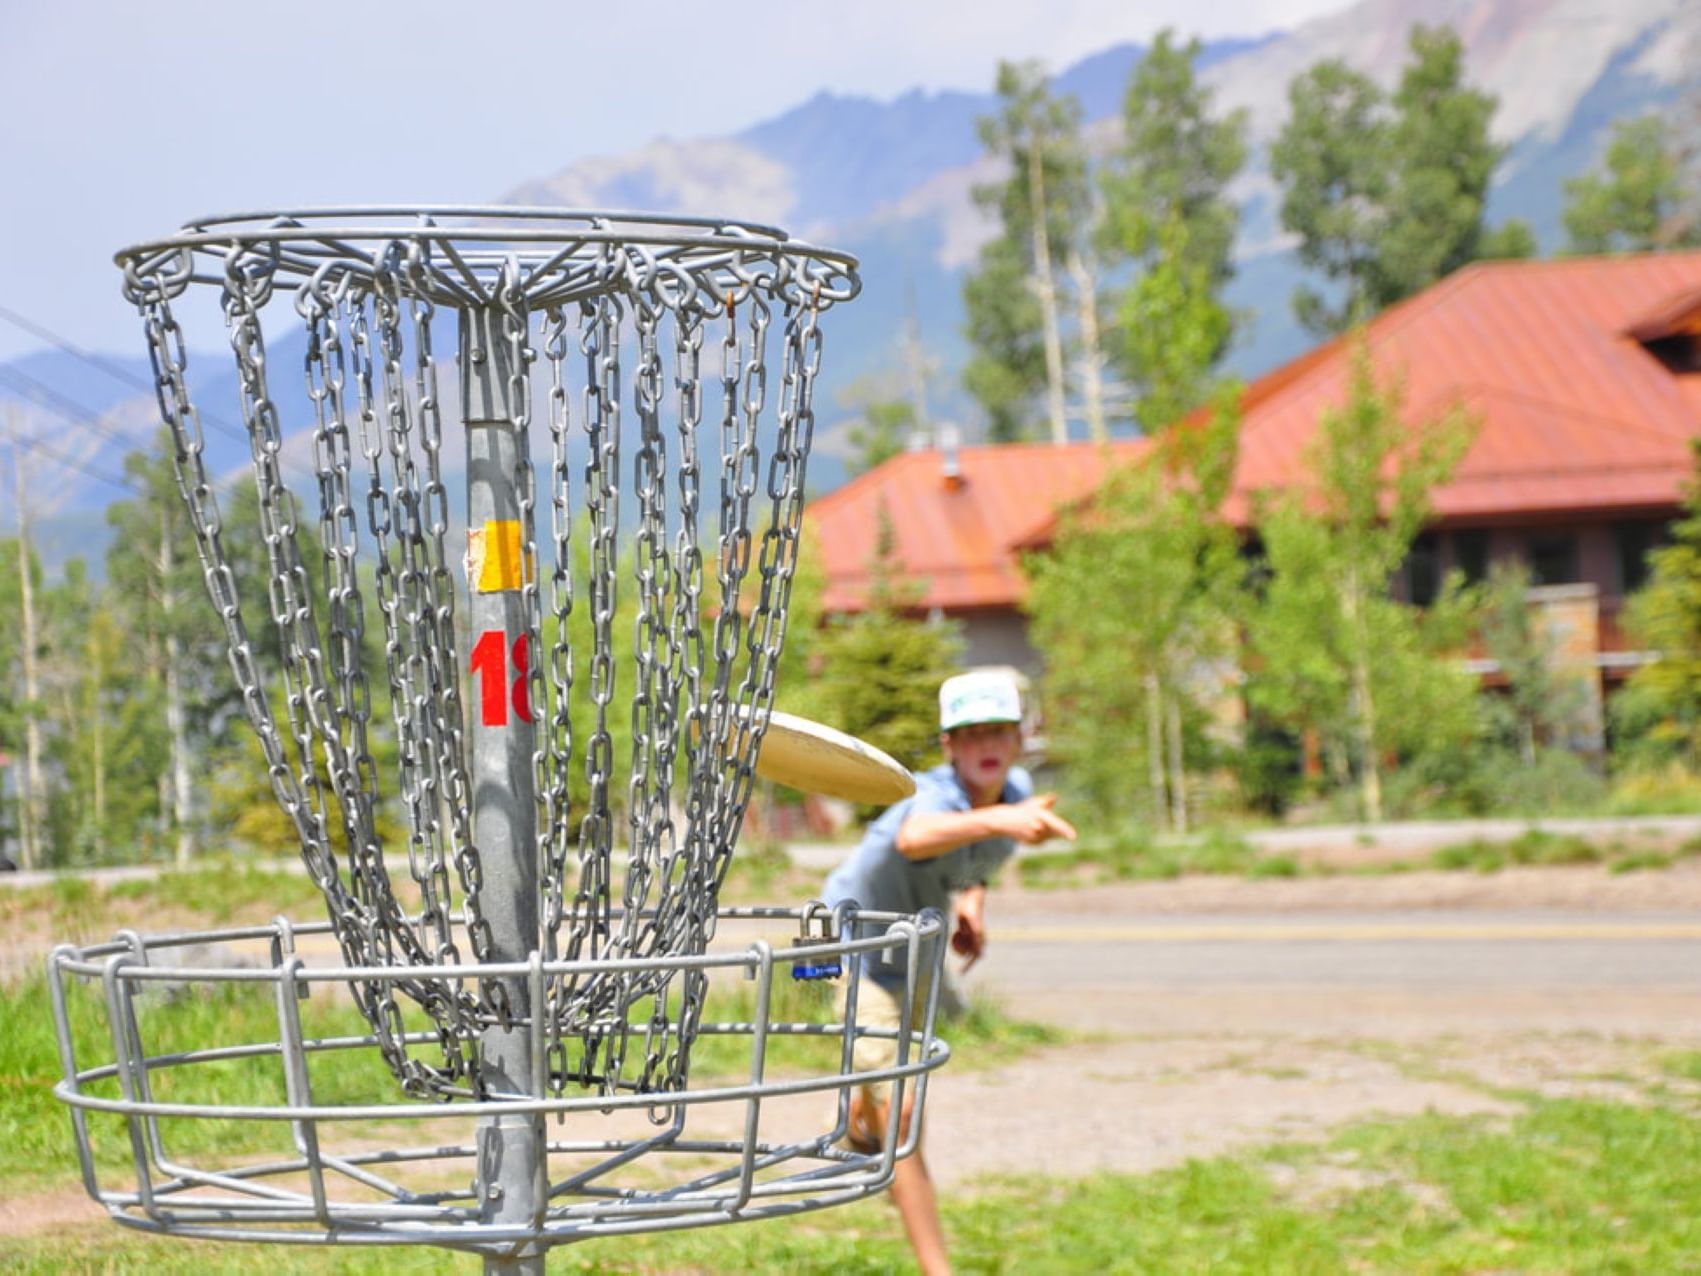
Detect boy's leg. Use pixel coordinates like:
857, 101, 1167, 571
838, 977, 953, 1273
879, 1091, 950, 1276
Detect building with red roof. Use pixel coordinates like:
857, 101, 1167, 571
805, 251, 1701, 684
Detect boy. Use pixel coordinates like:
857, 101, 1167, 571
824, 670, 1075, 1276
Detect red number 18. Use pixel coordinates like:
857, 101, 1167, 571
470, 630, 533, 727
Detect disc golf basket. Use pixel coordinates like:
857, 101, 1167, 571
46, 208, 949, 1270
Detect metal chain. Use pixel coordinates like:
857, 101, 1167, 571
122, 223, 843, 1102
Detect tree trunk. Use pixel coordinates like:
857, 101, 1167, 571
1343, 568, 1383, 823
15, 448, 42, 871
1165, 689, 1187, 836
1066, 247, 1107, 443
91, 681, 106, 860
159, 515, 195, 868
1025, 137, 1070, 446
1144, 672, 1167, 827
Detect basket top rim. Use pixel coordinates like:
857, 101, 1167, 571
114, 205, 856, 268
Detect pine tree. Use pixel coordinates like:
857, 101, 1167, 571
1270, 58, 1391, 334
1374, 25, 1504, 303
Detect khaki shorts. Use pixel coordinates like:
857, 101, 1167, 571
836, 968, 962, 1112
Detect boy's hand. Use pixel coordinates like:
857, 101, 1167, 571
952, 891, 987, 971
995, 793, 1077, 845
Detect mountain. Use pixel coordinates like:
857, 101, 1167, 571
4, 0, 1697, 567
500, 0, 1699, 448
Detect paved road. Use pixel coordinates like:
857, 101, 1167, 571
968, 908, 1701, 1038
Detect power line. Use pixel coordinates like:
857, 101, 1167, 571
0, 299, 248, 444
0, 420, 137, 497
0, 319, 325, 494
0, 368, 146, 454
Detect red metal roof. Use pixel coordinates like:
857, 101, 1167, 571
807, 252, 1701, 613
807, 440, 1147, 612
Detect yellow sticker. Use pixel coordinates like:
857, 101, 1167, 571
469, 520, 533, 592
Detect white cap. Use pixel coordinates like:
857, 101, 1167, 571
939, 671, 1022, 732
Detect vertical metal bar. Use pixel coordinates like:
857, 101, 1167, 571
462, 301, 546, 1274
275, 957, 331, 1224
732, 941, 774, 1212
101, 955, 160, 1222
828, 901, 860, 1148
113, 931, 175, 1177
47, 946, 102, 1200
897, 910, 945, 1160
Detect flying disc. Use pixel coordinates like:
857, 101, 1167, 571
751, 710, 916, 804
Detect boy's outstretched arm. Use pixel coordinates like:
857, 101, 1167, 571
895, 795, 1076, 861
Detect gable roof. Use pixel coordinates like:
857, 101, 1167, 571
807, 251, 1701, 613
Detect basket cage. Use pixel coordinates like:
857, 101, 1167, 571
47, 905, 951, 1251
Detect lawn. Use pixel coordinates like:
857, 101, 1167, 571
2, 1096, 1697, 1272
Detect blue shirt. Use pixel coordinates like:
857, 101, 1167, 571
823, 762, 1031, 985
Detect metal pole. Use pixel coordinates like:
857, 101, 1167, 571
462, 302, 545, 1274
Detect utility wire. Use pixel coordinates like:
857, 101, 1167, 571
0, 419, 137, 497
0, 299, 247, 443
0, 305, 328, 491
0, 368, 146, 453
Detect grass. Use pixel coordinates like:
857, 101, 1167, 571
1012, 820, 1701, 889
1, 954, 1063, 1198
3, 1098, 1696, 1272
0, 971, 400, 1194
1016, 827, 1269, 887
0, 858, 333, 941
1661, 1049, 1701, 1083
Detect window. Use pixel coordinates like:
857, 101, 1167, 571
1613, 520, 1665, 594
1452, 529, 1490, 586
1403, 533, 1441, 606
1528, 534, 1579, 586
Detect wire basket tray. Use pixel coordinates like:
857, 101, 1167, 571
48, 905, 946, 1258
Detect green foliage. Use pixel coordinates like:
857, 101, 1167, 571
1016, 822, 1267, 887
1246, 343, 1477, 820
836, 368, 919, 476
1375, 25, 1504, 300
1100, 30, 1246, 424
1477, 218, 1539, 260
1270, 58, 1391, 333
1564, 115, 1701, 254
1477, 561, 1597, 764
1272, 25, 1507, 335
1116, 215, 1237, 433
846, 396, 914, 476
962, 236, 1048, 443
961, 61, 1088, 443
1027, 392, 1243, 828
8, 1099, 1701, 1272
1616, 439, 1701, 770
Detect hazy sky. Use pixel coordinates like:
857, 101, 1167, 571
0, 0, 1352, 364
